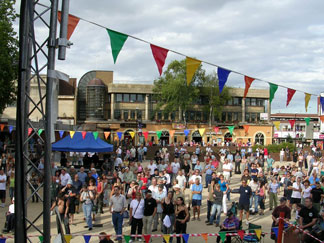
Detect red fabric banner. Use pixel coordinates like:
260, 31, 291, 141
214, 126, 219, 133
286, 88, 296, 107
143, 131, 149, 140
238, 230, 245, 240
289, 120, 295, 128
243, 125, 249, 134
320, 116, 324, 123
150, 44, 169, 76
143, 235, 151, 243
244, 76, 254, 98
0, 124, 4, 132
81, 131, 87, 139
28, 128, 33, 136
57, 11, 80, 40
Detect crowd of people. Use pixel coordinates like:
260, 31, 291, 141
2, 141, 324, 242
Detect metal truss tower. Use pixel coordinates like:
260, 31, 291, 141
15, 0, 69, 242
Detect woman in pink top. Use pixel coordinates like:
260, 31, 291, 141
257, 181, 266, 215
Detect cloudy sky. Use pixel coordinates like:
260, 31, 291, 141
15, 0, 324, 114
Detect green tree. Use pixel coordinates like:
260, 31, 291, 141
199, 71, 231, 126
153, 59, 203, 125
0, 0, 18, 114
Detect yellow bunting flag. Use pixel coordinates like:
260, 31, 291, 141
186, 57, 201, 86
254, 229, 262, 240
129, 131, 135, 139
163, 235, 171, 243
104, 131, 111, 140
198, 128, 205, 136
305, 93, 311, 112
201, 233, 208, 243
69, 131, 75, 139
273, 121, 280, 130
64, 235, 72, 243
169, 130, 175, 138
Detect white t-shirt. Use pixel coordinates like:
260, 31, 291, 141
223, 163, 233, 175
60, 173, 71, 186
176, 175, 187, 189
291, 182, 304, 199
302, 186, 312, 199
164, 173, 171, 184
130, 199, 145, 219
148, 163, 157, 175
148, 185, 159, 194
114, 157, 123, 167
9, 203, 14, 214
171, 162, 180, 174
0, 174, 7, 190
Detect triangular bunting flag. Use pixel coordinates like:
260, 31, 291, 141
227, 126, 235, 135
243, 125, 249, 134
219, 232, 226, 243
143, 131, 149, 140
320, 116, 324, 123
83, 235, 91, 243
289, 120, 295, 128
238, 230, 245, 240
38, 236, 43, 243
182, 234, 190, 243
57, 11, 80, 40
106, 29, 128, 63
198, 128, 205, 136
104, 131, 111, 139
163, 235, 170, 243
93, 131, 99, 140
304, 117, 310, 126
201, 233, 208, 243
214, 127, 219, 133
28, 127, 33, 136
273, 227, 278, 238
273, 121, 280, 130
64, 235, 72, 243
169, 130, 175, 138
81, 131, 87, 139
124, 235, 131, 243
0, 124, 4, 131
9, 126, 13, 134
59, 130, 64, 138
156, 130, 162, 139
184, 129, 190, 137
218, 67, 231, 94
286, 88, 296, 107
117, 132, 123, 140
320, 97, 324, 112
186, 57, 201, 86
129, 131, 135, 139
150, 44, 169, 75
305, 93, 311, 112
143, 235, 151, 243
269, 83, 278, 104
254, 229, 261, 240
69, 131, 75, 139
244, 76, 254, 98
0, 238, 6, 243
38, 129, 43, 136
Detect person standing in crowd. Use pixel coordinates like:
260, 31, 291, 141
302, 180, 312, 205
0, 168, 7, 208
96, 176, 104, 214
218, 174, 229, 214
77, 167, 87, 185
175, 197, 189, 243
162, 191, 175, 242
267, 155, 274, 172
88, 178, 97, 221
129, 192, 145, 242
60, 168, 71, 187
109, 186, 127, 243
80, 184, 94, 230
291, 176, 303, 210
206, 179, 215, 224
249, 178, 259, 214
269, 177, 280, 210
153, 184, 167, 232
234, 152, 241, 174
271, 197, 291, 241
61, 180, 77, 225
143, 190, 157, 236
238, 180, 252, 225
311, 181, 324, 212
72, 174, 82, 215
171, 159, 181, 182
188, 170, 202, 209
207, 183, 223, 226
203, 160, 215, 188
222, 159, 233, 182
191, 177, 203, 221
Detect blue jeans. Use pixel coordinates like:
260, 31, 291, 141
82, 203, 93, 228
250, 192, 258, 213
112, 212, 124, 240
205, 174, 212, 187
138, 154, 143, 162
209, 203, 222, 225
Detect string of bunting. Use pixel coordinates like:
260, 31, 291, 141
39, 3, 322, 113
273, 117, 313, 131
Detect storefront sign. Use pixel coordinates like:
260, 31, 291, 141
274, 133, 278, 138
172, 123, 186, 129
319, 134, 324, 139
260, 113, 268, 120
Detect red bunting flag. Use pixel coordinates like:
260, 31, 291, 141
143, 235, 151, 243
244, 76, 254, 98
214, 127, 219, 133
81, 131, 87, 139
238, 230, 245, 240
143, 131, 149, 140
320, 116, 324, 123
150, 44, 169, 76
57, 11, 80, 40
0, 124, 4, 132
243, 125, 250, 134
289, 120, 295, 128
28, 128, 33, 136
104, 131, 111, 140
286, 88, 296, 107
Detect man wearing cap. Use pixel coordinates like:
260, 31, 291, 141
271, 197, 291, 238
143, 190, 157, 236
216, 211, 240, 243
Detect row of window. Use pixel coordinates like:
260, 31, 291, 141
226, 98, 265, 106
114, 109, 144, 120
115, 94, 146, 103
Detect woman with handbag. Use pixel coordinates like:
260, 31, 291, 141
80, 184, 94, 230
175, 197, 189, 243
162, 191, 175, 243
88, 178, 97, 221
129, 192, 145, 242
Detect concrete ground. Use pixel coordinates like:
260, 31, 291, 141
0, 161, 294, 242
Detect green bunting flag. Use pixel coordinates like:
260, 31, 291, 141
269, 83, 278, 104
93, 131, 99, 140
38, 236, 43, 243
106, 29, 128, 63
219, 232, 226, 242
124, 235, 131, 243
156, 131, 162, 139
227, 126, 235, 135
38, 129, 43, 136
304, 117, 310, 126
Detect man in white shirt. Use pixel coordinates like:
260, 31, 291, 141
148, 160, 157, 176
152, 184, 167, 231
188, 170, 202, 208
222, 159, 233, 182
114, 157, 123, 169
129, 192, 145, 241
0, 168, 7, 207
171, 159, 180, 181
59, 168, 71, 187
176, 170, 187, 190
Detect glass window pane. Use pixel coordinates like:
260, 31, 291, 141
137, 110, 142, 119
251, 98, 256, 106
124, 110, 129, 120
158, 111, 162, 120
228, 112, 232, 121
114, 110, 121, 119
233, 97, 239, 106
130, 94, 136, 102
137, 94, 144, 102
116, 94, 122, 102
245, 98, 250, 106
222, 112, 226, 122
123, 94, 130, 102
130, 110, 136, 119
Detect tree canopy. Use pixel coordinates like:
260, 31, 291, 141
0, 0, 18, 114
153, 59, 231, 125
